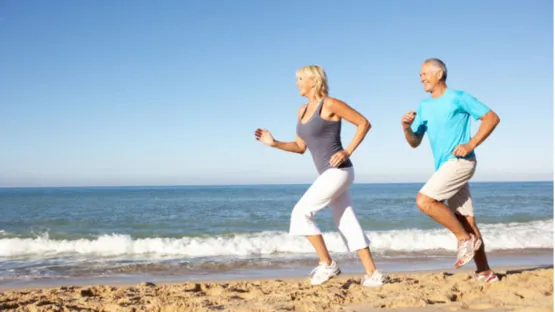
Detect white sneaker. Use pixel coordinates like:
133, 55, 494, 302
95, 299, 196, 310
361, 270, 384, 287
309, 260, 341, 285
455, 234, 477, 268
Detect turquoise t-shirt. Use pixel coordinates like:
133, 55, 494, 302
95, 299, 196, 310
411, 88, 491, 171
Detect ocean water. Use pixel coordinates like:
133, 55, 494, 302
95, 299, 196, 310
0, 182, 552, 287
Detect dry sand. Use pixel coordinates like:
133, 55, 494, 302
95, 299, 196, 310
0, 266, 552, 312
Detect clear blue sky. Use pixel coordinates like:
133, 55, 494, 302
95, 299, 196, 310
0, 0, 552, 187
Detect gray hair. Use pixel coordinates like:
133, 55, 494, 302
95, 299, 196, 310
424, 58, 447, 82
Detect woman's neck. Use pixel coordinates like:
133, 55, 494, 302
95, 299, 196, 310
306, 92, 322, 106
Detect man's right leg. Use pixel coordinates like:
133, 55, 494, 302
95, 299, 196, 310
416, 158, 479, 268
416, 193, 470, 241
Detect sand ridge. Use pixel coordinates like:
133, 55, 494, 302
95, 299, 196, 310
0, 267, 552, 312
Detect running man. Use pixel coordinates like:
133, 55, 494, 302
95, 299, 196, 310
401, 58, 500, 283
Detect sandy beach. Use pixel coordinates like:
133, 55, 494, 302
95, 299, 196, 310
0, 266, 552, 312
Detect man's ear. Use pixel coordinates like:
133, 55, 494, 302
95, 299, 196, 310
436, 70, 444, 81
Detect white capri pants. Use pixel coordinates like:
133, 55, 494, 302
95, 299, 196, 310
289, 167, 371, 252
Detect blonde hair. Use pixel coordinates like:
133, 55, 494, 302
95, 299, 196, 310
295, 65, 329, 98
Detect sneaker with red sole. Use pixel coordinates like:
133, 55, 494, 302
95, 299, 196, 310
455, 234, 478, 268
476, 271, 499, 283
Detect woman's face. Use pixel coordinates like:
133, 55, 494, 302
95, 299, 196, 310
296, 74, 313, 97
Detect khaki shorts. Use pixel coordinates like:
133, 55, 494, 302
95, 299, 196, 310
419, 157, 477, 216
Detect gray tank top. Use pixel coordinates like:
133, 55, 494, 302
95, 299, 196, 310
296, 97, 353, 174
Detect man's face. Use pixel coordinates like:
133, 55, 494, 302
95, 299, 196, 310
420, 63, 443, 92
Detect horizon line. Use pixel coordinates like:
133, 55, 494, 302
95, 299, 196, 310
0, 179, 553, 189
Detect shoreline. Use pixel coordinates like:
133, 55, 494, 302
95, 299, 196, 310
1, 250, 551, 291
4, 264, 552, 291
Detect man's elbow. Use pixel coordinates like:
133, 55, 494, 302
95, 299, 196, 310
410, 134, 422, 148
406, 137, 419, 148
493, 112, 500, 126
488, 110, 500, 126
